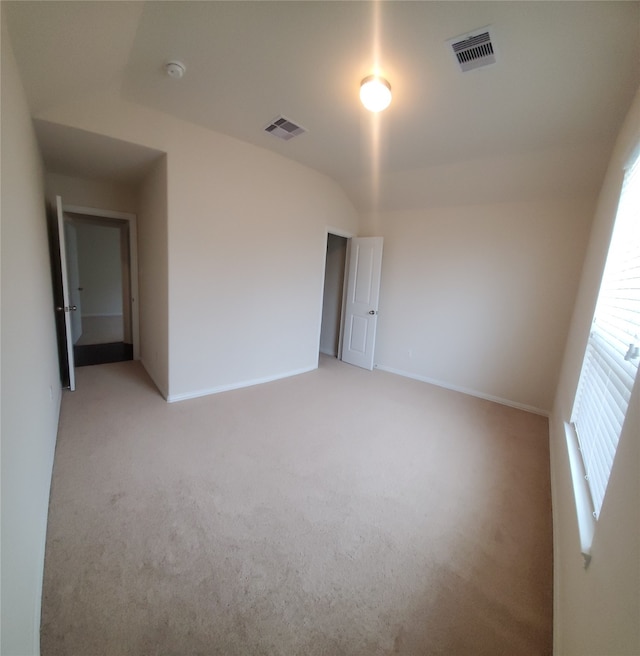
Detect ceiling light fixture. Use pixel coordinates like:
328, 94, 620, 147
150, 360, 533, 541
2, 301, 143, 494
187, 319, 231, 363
360, 75, 392, 112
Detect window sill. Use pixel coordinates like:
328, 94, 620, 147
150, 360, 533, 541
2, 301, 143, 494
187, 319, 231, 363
564, 422, 596, 567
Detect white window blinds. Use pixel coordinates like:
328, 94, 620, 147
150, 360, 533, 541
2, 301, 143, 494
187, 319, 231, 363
571, 146, 640, 520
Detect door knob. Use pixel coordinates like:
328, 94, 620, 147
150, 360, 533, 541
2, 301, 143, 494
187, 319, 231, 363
368, 310, 376, 315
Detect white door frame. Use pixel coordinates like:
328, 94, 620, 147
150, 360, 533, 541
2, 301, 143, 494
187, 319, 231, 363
63, 204, 140, 360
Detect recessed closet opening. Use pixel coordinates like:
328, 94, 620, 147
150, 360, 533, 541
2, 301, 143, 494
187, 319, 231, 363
320, 233, 348, 358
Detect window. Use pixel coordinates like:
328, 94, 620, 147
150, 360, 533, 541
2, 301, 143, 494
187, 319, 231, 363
571, 144, 640, 523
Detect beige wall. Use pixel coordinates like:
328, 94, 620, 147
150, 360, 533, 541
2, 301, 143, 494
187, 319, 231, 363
1, 16, 62, 655
37, 86, 359, 400
370, 196, 595, 413
351, 141, 611, 220
137, 155, 169, 397
45, 171, 138, 214
75, 222, 123, 316
550, 88, 640, 655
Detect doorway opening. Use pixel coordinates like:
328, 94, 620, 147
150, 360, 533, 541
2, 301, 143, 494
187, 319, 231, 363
50, 199, 140, 389
319, 232, 384, 371
65, 212, 134, 367
320, 233, 348, 358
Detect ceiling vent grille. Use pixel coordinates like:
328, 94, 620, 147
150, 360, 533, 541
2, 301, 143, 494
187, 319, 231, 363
448, 27, 496, 72
264, 116, 307, 141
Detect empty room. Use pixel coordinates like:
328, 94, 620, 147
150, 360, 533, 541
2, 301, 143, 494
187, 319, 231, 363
2, 2, 639, 655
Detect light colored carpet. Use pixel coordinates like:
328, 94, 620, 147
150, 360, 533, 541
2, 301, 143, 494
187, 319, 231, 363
41, 357, 552, 655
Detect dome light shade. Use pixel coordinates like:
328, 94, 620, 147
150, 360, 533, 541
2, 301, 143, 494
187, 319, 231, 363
360, 75, 392, 112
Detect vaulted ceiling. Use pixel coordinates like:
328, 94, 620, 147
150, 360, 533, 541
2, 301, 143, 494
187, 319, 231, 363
5, 1, 640, 211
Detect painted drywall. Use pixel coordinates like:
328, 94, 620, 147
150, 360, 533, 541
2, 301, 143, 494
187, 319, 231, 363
320, 234, 347, 357
348, 141, 613, 216
0, 16, 62, 656
45, 171, 138, 214
369, 196, 595, 413
550, 87, 640, 655
36, 86, 359, 400
75, 222, 123, 316
137, 155, 169, 397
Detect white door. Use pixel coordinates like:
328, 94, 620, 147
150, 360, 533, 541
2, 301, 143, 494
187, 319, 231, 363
55, 196, 76, 390
341, 237, 383, 370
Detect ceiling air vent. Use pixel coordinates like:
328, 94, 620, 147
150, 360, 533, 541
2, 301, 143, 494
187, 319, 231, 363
448, 27, 496, 72
264, 116, 307, 141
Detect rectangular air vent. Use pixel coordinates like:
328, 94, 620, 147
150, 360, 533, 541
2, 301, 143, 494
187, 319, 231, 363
264, 116, 307, 141
447, 27, 496, 72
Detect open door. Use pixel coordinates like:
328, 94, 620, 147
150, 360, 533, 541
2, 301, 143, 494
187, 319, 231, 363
54, 195, 76, 390
341, 237, 383, 370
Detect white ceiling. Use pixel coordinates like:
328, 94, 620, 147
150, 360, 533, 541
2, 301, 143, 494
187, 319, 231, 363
5, 1, 640, 211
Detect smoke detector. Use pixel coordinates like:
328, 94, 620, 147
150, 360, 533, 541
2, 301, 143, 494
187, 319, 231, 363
447, 27, 496, 72
165, 61, 186, 79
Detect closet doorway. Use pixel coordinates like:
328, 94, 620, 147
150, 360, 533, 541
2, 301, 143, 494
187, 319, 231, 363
54, 201, 139, 381
319, 231, 384, 370
66, 212, 132, 366
320, 233, 348, 358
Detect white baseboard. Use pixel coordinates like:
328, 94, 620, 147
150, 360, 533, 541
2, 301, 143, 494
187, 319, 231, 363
374, 364, 549, 416
166, 365, 317, 403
